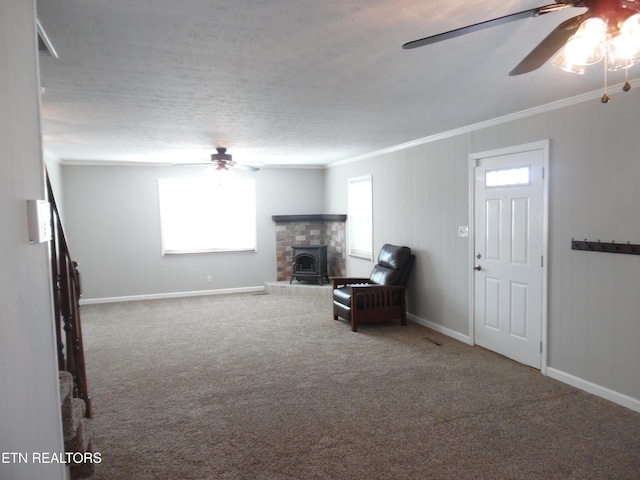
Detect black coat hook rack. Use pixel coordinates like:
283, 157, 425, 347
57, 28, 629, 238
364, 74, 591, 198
571, 239, 640, 255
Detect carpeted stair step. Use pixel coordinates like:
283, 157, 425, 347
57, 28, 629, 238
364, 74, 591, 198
62, 397, 87, 441
59, 371, 97, 479
64, 414, 95, 480
64, 417, 93, 454
69, 440, 97, 480
58, 372, 87, 442
60, 371, 90, 441
65, 418, 96, 479
59, 371, 73, 406
60, 371, 84, 439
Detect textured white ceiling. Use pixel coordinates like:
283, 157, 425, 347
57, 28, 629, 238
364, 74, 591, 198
36, 0, 628, 167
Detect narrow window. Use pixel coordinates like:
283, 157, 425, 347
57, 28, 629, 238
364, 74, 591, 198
485, 166, 530, 187
347, 175, 373, 260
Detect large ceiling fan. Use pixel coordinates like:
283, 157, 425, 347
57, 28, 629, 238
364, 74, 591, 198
403, 0, 640, 78
178, 147, 260, 172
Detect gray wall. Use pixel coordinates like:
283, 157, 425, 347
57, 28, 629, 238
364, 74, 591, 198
0, 0, 67, 478
62, 165, 325, 300
325, 141, 470, 336
324, 89, 640, 407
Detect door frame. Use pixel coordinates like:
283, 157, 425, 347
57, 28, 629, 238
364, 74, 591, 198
467, 140, 550, 374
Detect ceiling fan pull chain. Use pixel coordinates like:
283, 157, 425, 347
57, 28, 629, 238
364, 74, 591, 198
601, 50, 609, 103
623, 64, 631, 92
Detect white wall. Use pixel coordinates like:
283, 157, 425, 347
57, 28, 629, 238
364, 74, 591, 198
61, 165, 325, 300
0, 1, 67, 479
325, 89, 640, 409
44, 152, 65, 222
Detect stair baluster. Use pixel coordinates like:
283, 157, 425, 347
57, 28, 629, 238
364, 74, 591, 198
47, 174, 92, 419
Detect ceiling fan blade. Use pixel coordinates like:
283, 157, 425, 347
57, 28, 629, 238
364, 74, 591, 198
230, 163, 260, 172
402, 4, 568, 50
508, 12, 590, 76
172, 162, 211, 166
172, 148, 260, 171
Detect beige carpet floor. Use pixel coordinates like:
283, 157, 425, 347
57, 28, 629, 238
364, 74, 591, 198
81, 292, 640, 479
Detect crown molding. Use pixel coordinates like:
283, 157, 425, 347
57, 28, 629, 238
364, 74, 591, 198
328, 78, 640, 168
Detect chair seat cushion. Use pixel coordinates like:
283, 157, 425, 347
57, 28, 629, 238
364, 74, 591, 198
333, 285, 370, 308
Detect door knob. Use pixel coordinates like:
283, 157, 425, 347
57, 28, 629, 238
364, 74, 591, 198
473, 264, 482, 271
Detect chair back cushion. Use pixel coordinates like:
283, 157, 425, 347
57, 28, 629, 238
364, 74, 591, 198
369, 244, 413, 285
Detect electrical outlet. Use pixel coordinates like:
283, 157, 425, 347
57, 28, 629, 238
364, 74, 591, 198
457, 226, 469, 238
206, 275, 212, 283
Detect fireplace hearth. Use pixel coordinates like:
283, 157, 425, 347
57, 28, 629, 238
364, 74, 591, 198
290, 245, 329, 285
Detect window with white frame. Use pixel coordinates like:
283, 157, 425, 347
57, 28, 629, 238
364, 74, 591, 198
347, 175, 373, 260
158, 177, 256, 255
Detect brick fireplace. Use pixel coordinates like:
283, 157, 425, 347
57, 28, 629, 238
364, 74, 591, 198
272, 214, 347, 282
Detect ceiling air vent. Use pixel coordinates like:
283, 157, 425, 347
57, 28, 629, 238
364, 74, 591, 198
37, 19, 58, 58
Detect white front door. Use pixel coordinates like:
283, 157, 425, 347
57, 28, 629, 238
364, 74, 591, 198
472, 144, 547, 369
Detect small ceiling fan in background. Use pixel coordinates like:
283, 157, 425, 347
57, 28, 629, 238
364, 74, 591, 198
177, 147, 260, 172
403, 0, 640, 87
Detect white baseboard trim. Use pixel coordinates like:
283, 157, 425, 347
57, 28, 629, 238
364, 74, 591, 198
407, 312, 473, 345
80, 286, 265, 305
408, 313, 640, 413
547, 367, 640, 414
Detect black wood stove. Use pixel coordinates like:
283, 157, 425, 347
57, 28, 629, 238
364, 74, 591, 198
290, 245, 329, 285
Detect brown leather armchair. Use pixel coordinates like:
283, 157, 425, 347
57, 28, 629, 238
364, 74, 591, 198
332, 244, 415, 332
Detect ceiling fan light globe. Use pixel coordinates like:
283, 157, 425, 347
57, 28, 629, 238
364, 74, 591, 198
551, 50, 587, 74
550, 17, 607, 69
580, 17, 607, 35
606, 39, 640, 70
606, 15, 640, 70
563, 35, 606, 66
620, 14, 640, 37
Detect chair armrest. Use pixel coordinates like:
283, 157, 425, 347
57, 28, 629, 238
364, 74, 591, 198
332, 277, 371, 289
350, 284, 406, 293
350, 284, 407, 310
